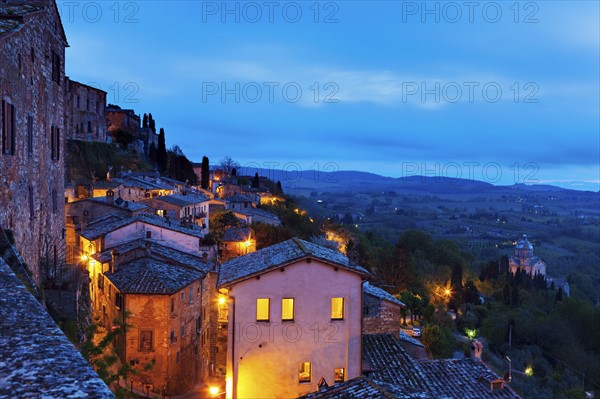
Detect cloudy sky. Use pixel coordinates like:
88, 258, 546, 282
59, 1, 599, 189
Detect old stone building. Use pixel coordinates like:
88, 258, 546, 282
65, 79, 107, 142
89, 240, 215, 395
0, 0, 67, 284
106, 106, 140, 139
362, 282, 404, 335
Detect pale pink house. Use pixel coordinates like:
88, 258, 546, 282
217, 238, 369, 399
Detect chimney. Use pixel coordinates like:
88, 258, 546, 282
110, 249, 120, 273
470, 340, 483, 363
145, 241, 152, 256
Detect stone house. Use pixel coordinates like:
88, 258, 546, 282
0, 0, 67, 284
142, 194, 210, 234
218, 238, 370, 399
90, 240, 215, 396
65, 79, 107, 142
362, 282, 405, 335
221, 227, 255, 261
76, 213, 209, 262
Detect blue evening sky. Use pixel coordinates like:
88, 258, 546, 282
58, 1, 599, 189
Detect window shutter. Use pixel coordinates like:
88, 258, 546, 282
1, 100, 5, 154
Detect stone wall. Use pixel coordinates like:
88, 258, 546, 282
0, 1, 67, 284
363, 295, 402, 335
65, 79, 107, 142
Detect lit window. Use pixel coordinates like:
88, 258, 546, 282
331, 297, 344, 320
282, 298, 294, 321
299, 362, 311, 383
256, 298, 270, 321
334, 368, 345, 383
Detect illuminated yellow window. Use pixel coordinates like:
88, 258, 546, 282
331, 297, 344, 320
256, 298, 270, 321
282, 298, 294, 321
334, 368, 345, 383
299, 362, 311, 383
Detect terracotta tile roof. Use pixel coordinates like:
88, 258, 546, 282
297, 377, 432, 399
363, 282, 405, 306
419, 359, 519, 399
91, 180, 123, 190
223, 227, 252, 242
0, 258, 114, 398
362, 334, 521, 399
79, 213, 205, 241
152, 194, 208, 207
105, 257, 202, 294
363, 334, 429, 392
234, 207, 281, 222
227, 194, 253, 203
218, 238, 369, 287
92, 239, 213, 274
88, 196, 148, 211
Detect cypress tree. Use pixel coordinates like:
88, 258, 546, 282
148, 113, 156, 132
142, 113, 148, 129
252, 173, 259, 188
156, 127, 167, 172
201, 156, 210, 189
149, 142, 156, 164
275, 181, 283, 196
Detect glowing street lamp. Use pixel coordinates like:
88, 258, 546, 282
218, 295, 226, 305
524, 365, 534, 377
465, 328, 478, 339
209, 386, 219, 396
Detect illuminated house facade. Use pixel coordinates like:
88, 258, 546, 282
218, 238, 369, 399
509, 234, 546, 276
221, 227, 255, 261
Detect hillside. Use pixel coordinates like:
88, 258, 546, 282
65, 140, 152, 182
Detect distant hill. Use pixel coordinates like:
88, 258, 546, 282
240, 167, 596, 195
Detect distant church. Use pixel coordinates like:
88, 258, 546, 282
509, 234, 546, 276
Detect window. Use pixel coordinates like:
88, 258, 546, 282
170, 330, 176, 344
171, 297, 175, 313
146, 231, 152, 239
299, 362, 311, 383
196, 316, 201, 335
77, 96, 80, 108
181, 322, 185, 337
98, 274, 104, 291
50, 126, 60, 160
51, 50, 61, 83
331, 297, 344, 320
334, 368, 345, 383
256, 298, 270, 322
189, 286, 193, 303
115, 292, 123, 309
1, 100, 15, 155
87, 121, 92, 133
27, 115, 33, 154
282, 298, 294, 321
181, 292, 185, 301
28, 185, 34, 219
139, 330, 153, 351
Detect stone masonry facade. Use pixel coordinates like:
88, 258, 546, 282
65, 78, 107, 142
0, 0, 67, 284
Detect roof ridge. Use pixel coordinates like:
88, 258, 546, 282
292, 237, 308, 254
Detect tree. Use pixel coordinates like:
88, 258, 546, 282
156, 128, 167, 172
219, 156, 240, 176
201, 156, 210, 190
142, 113, 148, 129
252, 173, 260, 188
421, 324, 453, 358
275, 181, 283, 196
555, 286, 564, 303
148, 113, 155, 132
502, 281, 511, 305
166, 145, 197, 184
231, 167, 237, 177
463, 280, 480, 305
148, 142, 156, 165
